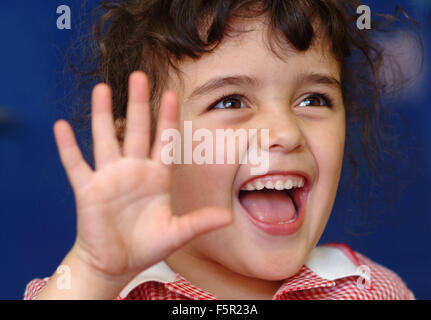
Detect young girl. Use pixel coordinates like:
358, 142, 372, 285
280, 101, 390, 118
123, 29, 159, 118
24, 0, 418, 300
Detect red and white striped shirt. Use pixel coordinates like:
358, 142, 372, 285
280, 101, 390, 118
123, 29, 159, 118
24, 243, 415, 300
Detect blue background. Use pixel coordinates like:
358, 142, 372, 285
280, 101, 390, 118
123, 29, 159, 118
1, 1, 430, 299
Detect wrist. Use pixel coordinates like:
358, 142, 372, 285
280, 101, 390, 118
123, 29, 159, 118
35, 247, 133, 300
64, 246, 133, 298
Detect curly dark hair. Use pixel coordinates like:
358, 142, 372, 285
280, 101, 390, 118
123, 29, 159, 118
63, 0, 423, 235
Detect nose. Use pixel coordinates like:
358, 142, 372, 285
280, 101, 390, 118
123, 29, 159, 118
259, 107, 306, 154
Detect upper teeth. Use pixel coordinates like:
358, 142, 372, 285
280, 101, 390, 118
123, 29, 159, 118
242, 177, 305, 191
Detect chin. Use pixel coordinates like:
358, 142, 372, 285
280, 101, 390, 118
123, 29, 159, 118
230, 246, 309, 281
248, 261, 304, 281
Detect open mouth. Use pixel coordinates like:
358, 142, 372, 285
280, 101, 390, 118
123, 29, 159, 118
237, 173, 310, 235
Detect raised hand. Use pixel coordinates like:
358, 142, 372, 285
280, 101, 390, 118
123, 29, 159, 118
52, 71, 232, 288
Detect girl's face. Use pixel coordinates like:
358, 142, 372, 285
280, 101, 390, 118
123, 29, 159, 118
167, 18, 345, 281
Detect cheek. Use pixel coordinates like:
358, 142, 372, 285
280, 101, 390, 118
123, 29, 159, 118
318, 131, 344, 175
171, 163, 236, 215
305, 118, 345, 229
310, 116, 345, 179
170, 116, 247, 215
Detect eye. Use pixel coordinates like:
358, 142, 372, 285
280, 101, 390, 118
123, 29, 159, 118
298, 94, 333, 108
210, 94, 247, 110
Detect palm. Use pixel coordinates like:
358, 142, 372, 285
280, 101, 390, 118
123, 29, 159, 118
53, 72, 232, 279
75, 159, 172, 275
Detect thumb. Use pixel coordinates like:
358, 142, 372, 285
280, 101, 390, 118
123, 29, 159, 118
170, 207, 233, 249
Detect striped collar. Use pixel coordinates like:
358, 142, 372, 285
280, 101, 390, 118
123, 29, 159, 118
119, 243, 366, 300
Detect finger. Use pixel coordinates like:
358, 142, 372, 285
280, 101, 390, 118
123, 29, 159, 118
123, 71, 152, 159
169, 207, 233, 249
53, 120, 93, 189
91, 83, 121, 170
150, 91, 179, 164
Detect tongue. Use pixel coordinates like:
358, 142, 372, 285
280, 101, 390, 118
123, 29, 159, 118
239, 190, 296, 224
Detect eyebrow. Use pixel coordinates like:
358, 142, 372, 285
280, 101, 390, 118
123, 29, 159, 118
186, 72, 341, 102
186, 75, 262, 102
294, 72, 342, 91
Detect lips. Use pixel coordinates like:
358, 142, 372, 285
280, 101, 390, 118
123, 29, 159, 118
236, 172, 310, 236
